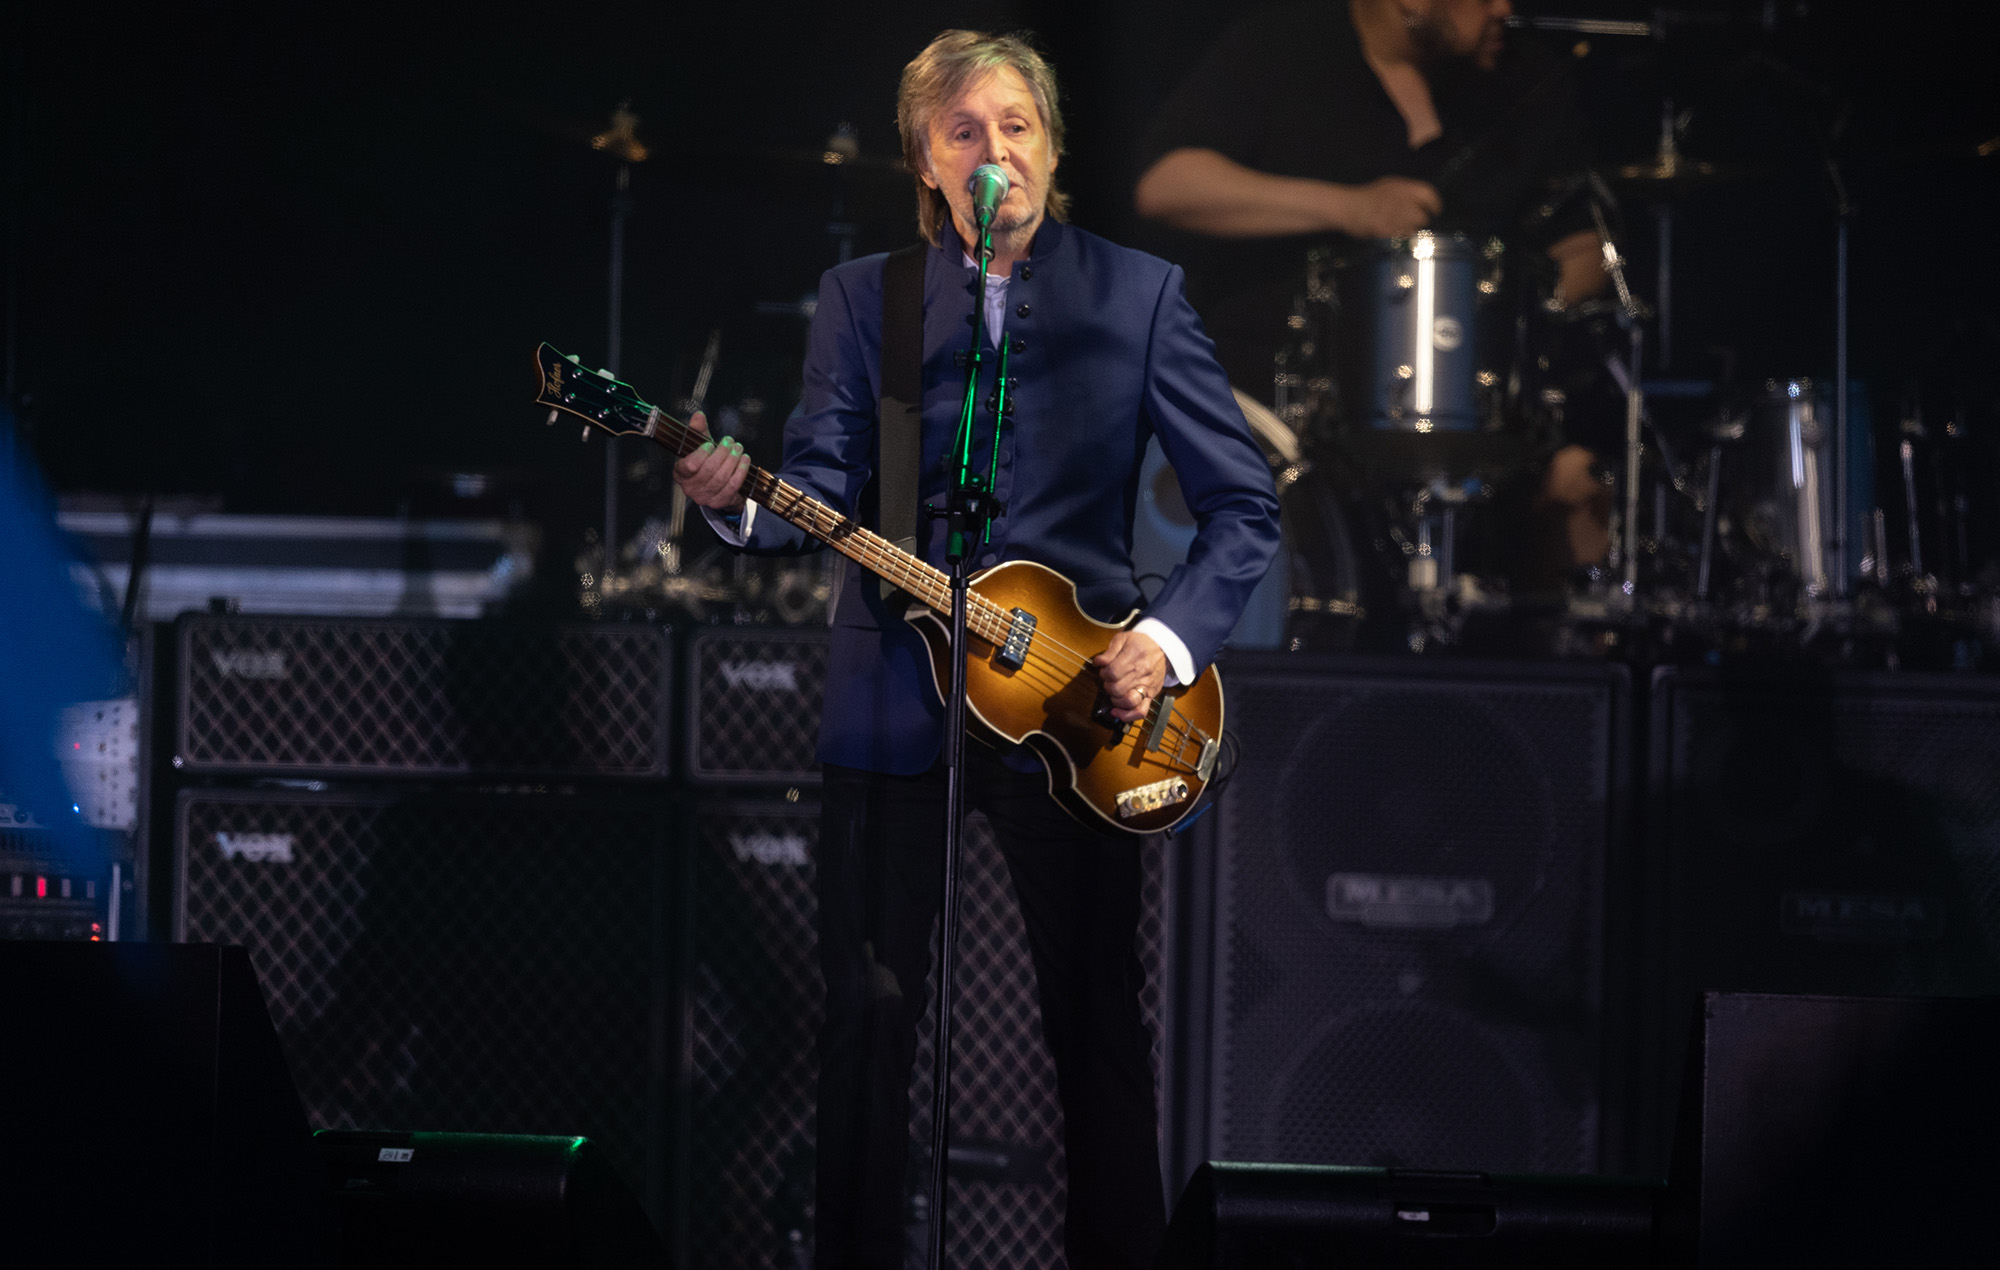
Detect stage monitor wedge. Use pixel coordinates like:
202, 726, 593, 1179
1668, 991, 2000, 1269
0, 942, 335, 1267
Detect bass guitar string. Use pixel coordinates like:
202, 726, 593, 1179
641, 405, 1210, 759
571, 382, 1210, 762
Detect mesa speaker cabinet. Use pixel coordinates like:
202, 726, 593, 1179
175, 614, 672, 778
174, 786, 673, 1230
684, 627, 828, 785
1642, 667, 2000, 1168
675, 800, 1172, 1270
1177, 654, 1631, 1185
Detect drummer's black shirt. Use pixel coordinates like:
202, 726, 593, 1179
1138, 2, 1592, 395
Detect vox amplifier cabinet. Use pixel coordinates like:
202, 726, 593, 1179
675, 798, 822, 1268
174, 615, 672, 779
684, 628, 828, 785
175, 786, 673, 1229
1181, 655, 1630, 1182
675, 800, 1171, 1270
904, 815, 1173, 1270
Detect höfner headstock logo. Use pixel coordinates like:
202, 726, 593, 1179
719, 659, 800, 693
210, 648, 287, 680
1326, 873, 1495, 930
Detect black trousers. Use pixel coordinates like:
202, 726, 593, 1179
813, 747, 1166, 1270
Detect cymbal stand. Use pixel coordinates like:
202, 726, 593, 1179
1648, 98, 1692, 368
663, 328, 723, 575
1588, 191, 1652, 606
1829, 157, 1854, 597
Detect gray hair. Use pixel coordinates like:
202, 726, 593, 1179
897, 29, 1070, 246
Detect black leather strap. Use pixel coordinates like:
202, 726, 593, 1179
876, 242, 927, 598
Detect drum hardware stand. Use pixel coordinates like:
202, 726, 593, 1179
1588, 193, 1653, 609
660, 328, 723, 577
1897, 419, 1938, 613
1828, 156, 1854, 598
589, 103, 648, 597
1694, 409, 1746, 604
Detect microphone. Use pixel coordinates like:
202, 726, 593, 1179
968, 164, 1010, 229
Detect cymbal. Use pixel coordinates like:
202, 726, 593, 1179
1607, 153, 1763, 196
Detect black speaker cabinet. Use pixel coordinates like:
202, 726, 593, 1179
675, 797, 823, 1268
174, 615, 672, 778
173, 786, 673, 1232
1667, 992, 2000, 1268
674, 799, 1172, 1270
0, 942, 334, 1266
683, 627, 829, 785
1643, 667, 2000, 1167
1178, 655, 1630, 1183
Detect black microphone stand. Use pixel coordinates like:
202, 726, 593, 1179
923, 196, 1009, 1270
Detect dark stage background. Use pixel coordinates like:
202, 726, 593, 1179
6, 1, 1997, 530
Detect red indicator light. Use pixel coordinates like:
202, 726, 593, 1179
36, 876, 47, 899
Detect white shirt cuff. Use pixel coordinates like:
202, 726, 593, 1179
700, 500, 757, 546
1132, 617, 1194, 687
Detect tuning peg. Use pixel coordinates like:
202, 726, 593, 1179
565, 353, 581, 364
545, 409, 558, 426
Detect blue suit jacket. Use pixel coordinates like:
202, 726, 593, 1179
745, 220, 1280, 774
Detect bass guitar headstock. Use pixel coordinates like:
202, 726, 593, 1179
533, 343, 658, 439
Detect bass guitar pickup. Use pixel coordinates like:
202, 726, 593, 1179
997, 608, 1035, 670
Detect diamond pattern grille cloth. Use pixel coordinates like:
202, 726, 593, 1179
177, 617, 670, 776
687, 630, 830, 784
1214, 670, 1614, 1174
177, 789, 668, 1210
687, 804, 1165, 1270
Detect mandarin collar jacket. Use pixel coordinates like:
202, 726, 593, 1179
744, 217, 1280, 775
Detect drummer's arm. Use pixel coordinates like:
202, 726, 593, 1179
1549, 228, 1608, 306
1136, 147, 1440, 239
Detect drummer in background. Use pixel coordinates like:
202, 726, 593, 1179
1134, 0, 1613, 583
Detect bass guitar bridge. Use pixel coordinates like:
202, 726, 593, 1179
1116, 776, 1191, 821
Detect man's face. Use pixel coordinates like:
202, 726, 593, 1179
1407, 0, 1512, 71
919, 66, 1058, 244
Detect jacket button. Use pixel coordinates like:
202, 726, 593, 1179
1011, 337, 1026, 353
1015, 303, 1032, 319
1020, 265, 1034, 280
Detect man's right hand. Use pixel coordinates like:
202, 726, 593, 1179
1339, 176, 1441, 238
671, 410, 751, 514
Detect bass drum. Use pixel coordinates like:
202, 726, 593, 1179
1131, 388, 1362, 651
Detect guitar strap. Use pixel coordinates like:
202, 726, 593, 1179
875, 241, 928, 600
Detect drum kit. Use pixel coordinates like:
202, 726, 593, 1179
575, 33, 1994, 666
1217, 13, 1999, 666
